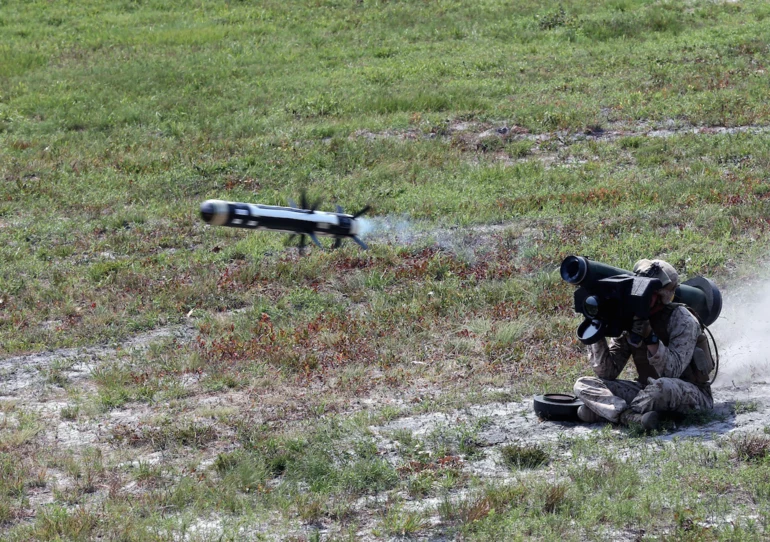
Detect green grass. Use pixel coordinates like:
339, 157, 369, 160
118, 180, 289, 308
2, 0, 770, 355
2, 0, 770, 539
500, 443, 550, 470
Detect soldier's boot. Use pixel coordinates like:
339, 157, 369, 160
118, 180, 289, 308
620, 410, 661, 431
577, 405, 603, 423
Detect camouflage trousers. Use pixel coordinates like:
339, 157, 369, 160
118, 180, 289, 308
573, 376, 713, 423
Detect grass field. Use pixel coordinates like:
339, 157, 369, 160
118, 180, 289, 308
2, 0, 770, 539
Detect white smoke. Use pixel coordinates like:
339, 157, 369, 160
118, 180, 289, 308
710, 281, 770, 387
357, 216, 506, 265
358, 216, 420, 246
355, 217, 375, 238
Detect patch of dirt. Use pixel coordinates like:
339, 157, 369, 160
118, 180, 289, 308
375, 382, 768, 454
0, 323, 196, 399
352, 118, 770, 146
350, 119, 770, 168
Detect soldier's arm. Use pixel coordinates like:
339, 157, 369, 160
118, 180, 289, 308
589, 336, 632, 380
648, 307, 700, 378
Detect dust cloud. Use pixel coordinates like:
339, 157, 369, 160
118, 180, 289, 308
710, 281, 770, 387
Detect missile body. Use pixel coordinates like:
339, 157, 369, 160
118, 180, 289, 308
200, 199, 369, 249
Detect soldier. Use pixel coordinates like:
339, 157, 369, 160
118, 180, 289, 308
573, 259, 714, 431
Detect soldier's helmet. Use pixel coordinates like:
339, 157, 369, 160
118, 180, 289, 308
633, 259, 679, 304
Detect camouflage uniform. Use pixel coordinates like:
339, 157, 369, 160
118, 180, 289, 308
573, 304, 713, 423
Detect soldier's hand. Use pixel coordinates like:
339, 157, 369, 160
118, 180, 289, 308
628, 317, 652, 348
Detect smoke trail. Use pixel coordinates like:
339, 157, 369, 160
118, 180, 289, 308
710, 281, 770, 387
358, 216, 509, 264
358, 215, 452, 251
357, 216, 418, 245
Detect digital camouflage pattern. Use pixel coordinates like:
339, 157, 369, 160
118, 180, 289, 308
574, 305, 713, 423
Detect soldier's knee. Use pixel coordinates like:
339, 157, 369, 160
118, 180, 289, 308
576, 376, 603, 386
573, 380, 584, 396
647, 377, 681, 395
574, 376, 601, 395
640, 378, 679, 411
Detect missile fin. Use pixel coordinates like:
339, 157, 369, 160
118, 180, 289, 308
353, 205, 371, 219
308, 233, 323, 248
332, 238, 343, 249
336, 204, 344, 214
352, 236, 368, 250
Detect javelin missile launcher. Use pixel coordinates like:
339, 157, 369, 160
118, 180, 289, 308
560, 255, 722, 345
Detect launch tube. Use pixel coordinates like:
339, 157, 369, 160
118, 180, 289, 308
560, 255, 722, 326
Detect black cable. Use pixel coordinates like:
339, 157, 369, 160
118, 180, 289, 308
686, 305, 720, 386
703, 324, 720, 386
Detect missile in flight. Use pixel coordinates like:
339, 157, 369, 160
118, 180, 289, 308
200, 195, 371, 252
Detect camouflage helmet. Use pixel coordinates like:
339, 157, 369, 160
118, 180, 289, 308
633, 259, 680, 303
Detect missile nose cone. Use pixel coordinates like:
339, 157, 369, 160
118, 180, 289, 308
200, 201, 216, 223
199, 200, 229, 226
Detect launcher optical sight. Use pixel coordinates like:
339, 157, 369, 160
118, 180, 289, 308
560, 255, 722, 345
